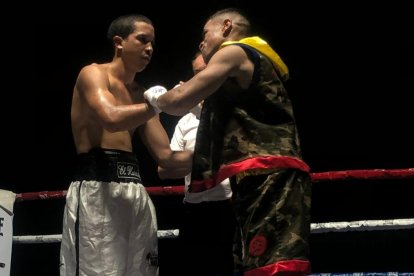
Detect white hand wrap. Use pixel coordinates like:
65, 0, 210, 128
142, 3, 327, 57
143, 85, 167, 113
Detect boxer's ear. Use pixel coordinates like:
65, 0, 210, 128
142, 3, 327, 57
222, 19, 232, 37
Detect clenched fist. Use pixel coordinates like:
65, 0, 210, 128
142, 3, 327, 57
143, 85, 167, 113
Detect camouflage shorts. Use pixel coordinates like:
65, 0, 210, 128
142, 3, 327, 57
232, 169, 311, 273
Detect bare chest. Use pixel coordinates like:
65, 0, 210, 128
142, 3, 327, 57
109, 82, 139, 105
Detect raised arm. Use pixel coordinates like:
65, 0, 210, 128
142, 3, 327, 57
148, 46, 250, 116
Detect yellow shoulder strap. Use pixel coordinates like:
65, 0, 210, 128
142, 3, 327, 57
221, 36, 289, 81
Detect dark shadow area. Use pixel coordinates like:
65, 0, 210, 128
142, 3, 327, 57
3, 1, 413, 275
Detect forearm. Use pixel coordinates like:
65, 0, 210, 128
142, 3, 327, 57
157, 150, 193, 168
158, 166, 191, 179
100, 103, 156, 132
157, 86, 193, 116
145, 81, 207, 116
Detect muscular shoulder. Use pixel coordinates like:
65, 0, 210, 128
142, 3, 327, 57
208, 45, 252, 75
210, 45, 254, 88
76, 63, 108, 87
213, 45, 250, 66
79, 63, 107, 77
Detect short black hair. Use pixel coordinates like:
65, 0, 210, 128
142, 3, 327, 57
208, 8, 251, 36
107, 14, 153, 40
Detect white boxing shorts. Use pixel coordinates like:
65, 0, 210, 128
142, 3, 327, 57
60, 148, 158, 276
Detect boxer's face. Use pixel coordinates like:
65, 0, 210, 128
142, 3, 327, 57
199, 18, 225, 63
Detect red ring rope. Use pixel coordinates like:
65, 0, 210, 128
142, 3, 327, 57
14, 167, 414, 200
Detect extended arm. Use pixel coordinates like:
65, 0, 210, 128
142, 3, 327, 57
147, 46, 249, 116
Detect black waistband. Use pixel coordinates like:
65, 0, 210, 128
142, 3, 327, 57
73, 148, 142, 183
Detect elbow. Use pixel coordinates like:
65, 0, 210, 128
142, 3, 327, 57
156, 156, 171, 168
157, 167, 168, 179
156, 152, 179, 168
154, 147, 178, 168
158, 165, 180, 179
99, 111, 124, 132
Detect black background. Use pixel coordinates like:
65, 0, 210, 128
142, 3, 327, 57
2, 1, 414, 275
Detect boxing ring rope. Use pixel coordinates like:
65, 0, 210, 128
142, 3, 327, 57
13, 229, 181, 244
1, 167, 413, 276
15, 167, 414, 202
310, 168, 414, 182
9, 167, 414, 244
12, 217, 414, 244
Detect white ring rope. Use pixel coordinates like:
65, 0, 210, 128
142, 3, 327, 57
12, 218, 414, 244
13, 229, 180, 244
310, 218, 414, 234
5, 167, 414, 245
13, 234, 62, 244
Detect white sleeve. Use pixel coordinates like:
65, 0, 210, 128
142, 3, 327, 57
170, 120, 185, 151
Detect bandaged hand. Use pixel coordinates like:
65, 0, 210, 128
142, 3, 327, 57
143, 85, 167, 113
